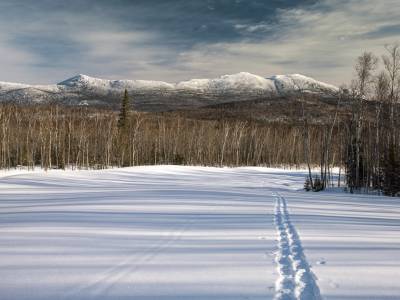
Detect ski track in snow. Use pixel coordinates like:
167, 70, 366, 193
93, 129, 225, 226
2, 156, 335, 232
273, 193, 322, 300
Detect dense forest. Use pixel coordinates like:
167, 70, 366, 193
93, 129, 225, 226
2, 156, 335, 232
0, 104, 342, 170
1, 44, 400, 196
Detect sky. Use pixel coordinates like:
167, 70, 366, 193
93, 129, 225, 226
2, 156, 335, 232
0, 0, 399, 86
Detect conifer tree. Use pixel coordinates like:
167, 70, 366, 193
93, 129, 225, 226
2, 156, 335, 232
117, 89, 129, 129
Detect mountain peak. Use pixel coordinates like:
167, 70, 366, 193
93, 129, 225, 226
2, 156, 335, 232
58, 74, 97, 87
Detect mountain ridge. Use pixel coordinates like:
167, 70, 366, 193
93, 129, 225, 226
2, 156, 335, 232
0, 72, 339, 111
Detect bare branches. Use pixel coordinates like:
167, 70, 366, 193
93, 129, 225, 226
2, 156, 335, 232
0, 104, 338, 170
382, 43, 400, 102
355, 52, 378, 98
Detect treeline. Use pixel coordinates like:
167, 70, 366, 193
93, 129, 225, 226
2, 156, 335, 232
0, 104, 341, 172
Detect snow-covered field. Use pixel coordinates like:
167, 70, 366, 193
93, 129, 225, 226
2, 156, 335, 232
0, 166, 399, 300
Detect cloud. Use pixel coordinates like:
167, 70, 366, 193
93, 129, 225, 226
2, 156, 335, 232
173, 0, 400, 85
0, 0, 399, 85
0, 32, 39, 83
362, 24, 400, 40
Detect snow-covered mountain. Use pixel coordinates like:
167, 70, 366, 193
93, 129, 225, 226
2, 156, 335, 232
270, 74, 339, 95
176, 72, 277, 92
0, 72, 339, 111
58, 74, 175, 91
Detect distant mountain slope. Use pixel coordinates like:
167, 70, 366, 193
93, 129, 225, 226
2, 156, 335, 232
270, 74, 339, 95
0, 73, 339, 111
58, 74, 175, 91
176, 72, 277, 92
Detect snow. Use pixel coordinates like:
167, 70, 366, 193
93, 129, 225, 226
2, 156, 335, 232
273, 193, 322, 300
176, 72, 277, 93
0, 82, 60, 93
1, 72, 337, 98
58, 74, 175, 90
0, 81, 31, 91
0, 166, 399, 300
58, 73, 336, 95
271, 74, 339, 95
0, 73, 339, 106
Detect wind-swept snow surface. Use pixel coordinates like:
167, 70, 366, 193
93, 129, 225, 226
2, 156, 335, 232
0, 166, 400, 300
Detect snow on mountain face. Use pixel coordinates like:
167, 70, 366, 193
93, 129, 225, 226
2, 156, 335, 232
58, 72, 277, 93
176, 72, 277, 92
0, 81, 31, 91
56, 72, 337, 95
58, 74, 175, 90
0, 72, 338, 95
270, 74, 339, 95
0, 72, 339, 109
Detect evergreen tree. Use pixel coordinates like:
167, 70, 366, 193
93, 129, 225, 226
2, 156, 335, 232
117, 89, 129, 129
313, 175, 324, 192
304, 177, 311, 191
